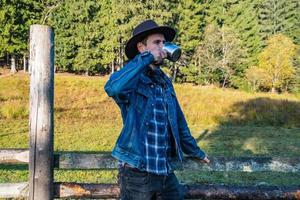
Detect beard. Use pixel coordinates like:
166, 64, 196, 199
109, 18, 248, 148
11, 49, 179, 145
153, 58, 164, 66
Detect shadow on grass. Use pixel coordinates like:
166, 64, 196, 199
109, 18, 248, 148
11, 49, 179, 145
0, 164, 28, 170
197, 97, 300, 157
216, 97, 300, 128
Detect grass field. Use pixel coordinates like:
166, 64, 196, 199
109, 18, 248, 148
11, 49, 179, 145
0, 69, 300, 187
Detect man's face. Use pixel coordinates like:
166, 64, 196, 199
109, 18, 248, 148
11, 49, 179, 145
141, 33, 166, 53
139, 33, 166, 53
137, 33, 166, 66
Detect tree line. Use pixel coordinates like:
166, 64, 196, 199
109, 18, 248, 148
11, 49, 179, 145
0, 0, 299, 93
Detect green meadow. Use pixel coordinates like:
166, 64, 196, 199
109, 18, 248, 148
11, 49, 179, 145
0, 71, 300, 186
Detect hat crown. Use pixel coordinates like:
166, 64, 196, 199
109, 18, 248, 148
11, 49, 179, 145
133, 20, 159, 37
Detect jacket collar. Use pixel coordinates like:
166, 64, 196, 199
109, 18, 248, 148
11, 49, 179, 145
139, 66, 172, 87
140, 71, 152, 84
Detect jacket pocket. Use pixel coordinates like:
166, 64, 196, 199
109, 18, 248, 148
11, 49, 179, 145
135, 86, 150, 113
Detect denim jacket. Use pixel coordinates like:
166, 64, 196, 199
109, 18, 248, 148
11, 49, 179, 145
104, 51, 206, 170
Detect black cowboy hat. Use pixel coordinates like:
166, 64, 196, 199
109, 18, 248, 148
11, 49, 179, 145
125, 19, 176, 59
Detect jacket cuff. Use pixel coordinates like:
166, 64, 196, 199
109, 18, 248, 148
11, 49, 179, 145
138, 51, 154, 65
197, 149, 206, 160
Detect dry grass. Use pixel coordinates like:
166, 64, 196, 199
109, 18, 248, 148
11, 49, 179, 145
175, 83, 300, 128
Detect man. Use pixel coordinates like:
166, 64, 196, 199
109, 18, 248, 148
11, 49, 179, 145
105, 19, 209, 200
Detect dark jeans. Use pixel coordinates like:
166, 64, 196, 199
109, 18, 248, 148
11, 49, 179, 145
118, 165, 184, 200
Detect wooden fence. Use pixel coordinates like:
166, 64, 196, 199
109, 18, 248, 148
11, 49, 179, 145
1, 149, 300, 199
0, 24, 299, 199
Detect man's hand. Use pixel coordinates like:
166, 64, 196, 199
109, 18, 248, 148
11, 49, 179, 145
151, 49, 167, 65
202, 156, 210, 164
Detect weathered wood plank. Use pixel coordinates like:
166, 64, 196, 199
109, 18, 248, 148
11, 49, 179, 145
1, 149, 300, 172
0, 182, 28, 198
182, 157, 300, 172
2, 183, 299, 199
183, 184, 300, 200
29, 24, 55, 200
55, 153, 300, 172
0, 149, 29, 164
54, 183, 120, 199
56, 152, 116, 169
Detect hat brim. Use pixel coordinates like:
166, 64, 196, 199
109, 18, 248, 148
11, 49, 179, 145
125, 26, 176, 59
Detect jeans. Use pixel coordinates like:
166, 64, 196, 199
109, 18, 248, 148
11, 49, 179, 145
119, 165, 184, 200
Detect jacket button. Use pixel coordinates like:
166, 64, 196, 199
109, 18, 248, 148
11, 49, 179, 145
151, 85, 154, 88
151, 103, 154, 106
145, 122, 149, 126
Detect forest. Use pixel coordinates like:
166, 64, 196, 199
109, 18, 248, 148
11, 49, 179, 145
1, 0, 299, 93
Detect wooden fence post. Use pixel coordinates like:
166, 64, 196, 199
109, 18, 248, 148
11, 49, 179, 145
29, 25, 54, 200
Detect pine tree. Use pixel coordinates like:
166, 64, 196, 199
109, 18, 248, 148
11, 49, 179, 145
284, 0, 300, 46
172, 0, 205, 82
226, 0, 262, 66
48, 0, 76, 72
97, 0, 144, 73
49, 0, 103, 74
207, 0, 264, 64
0, 0, 42, 71
258, 0, 299, 45
70, 0, 101, 74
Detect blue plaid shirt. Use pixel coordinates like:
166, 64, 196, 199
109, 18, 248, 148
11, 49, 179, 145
118, 68, 175, 175
144, 68, 173, 175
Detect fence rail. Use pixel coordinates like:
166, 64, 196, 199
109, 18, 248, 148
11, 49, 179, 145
1, 182, 300, 199
1, 149, 300, 199
1, 149, 300, 172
